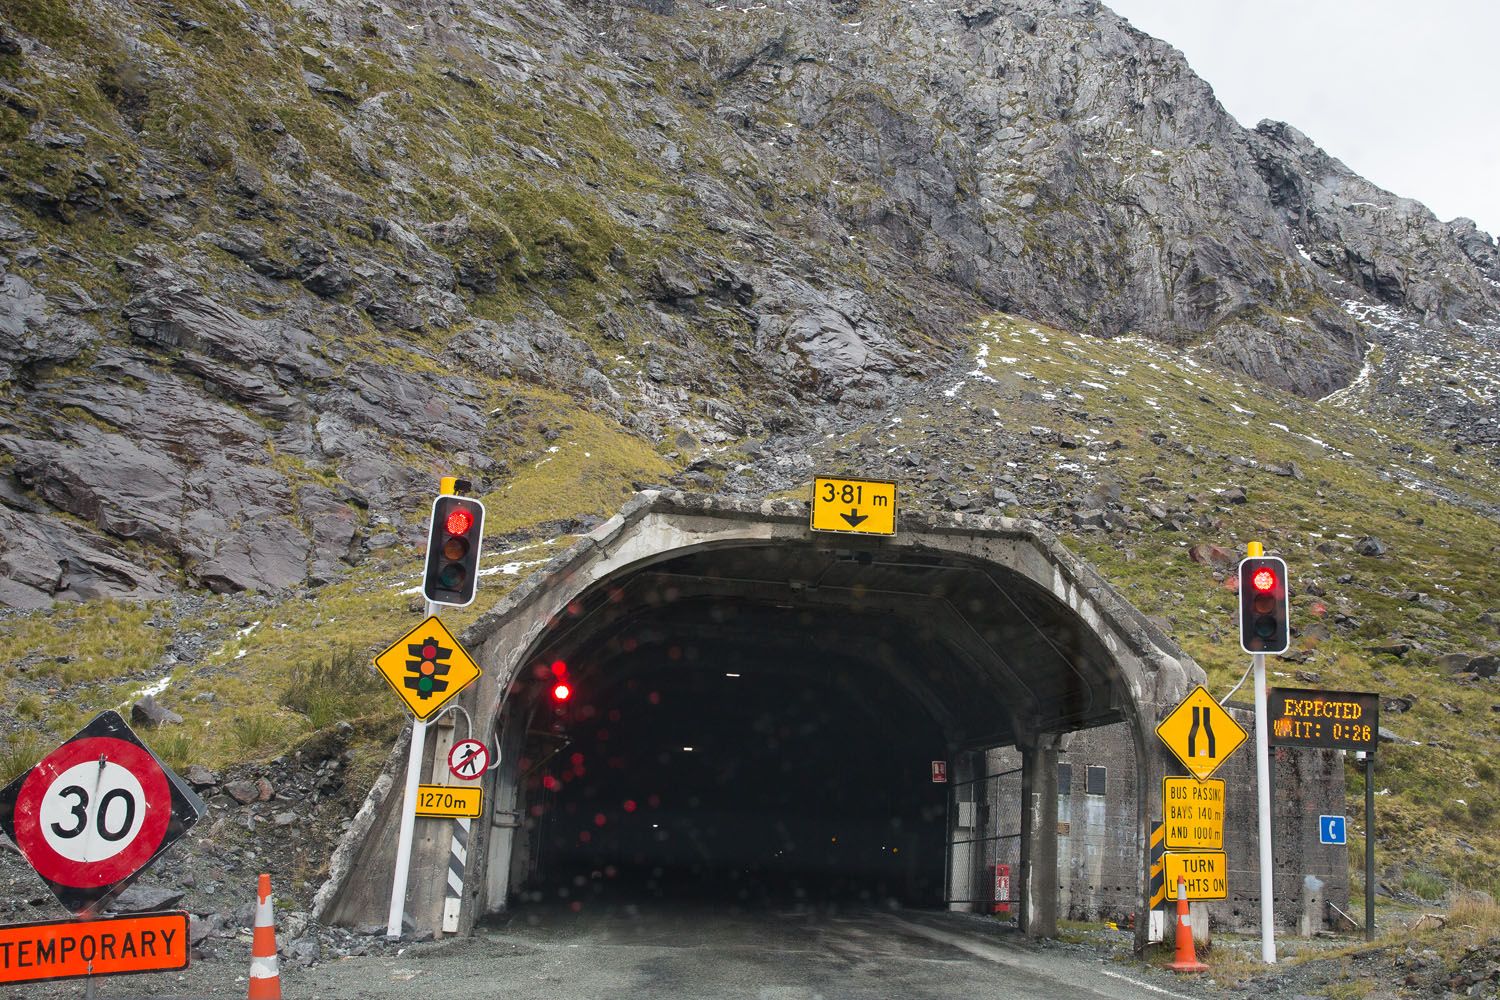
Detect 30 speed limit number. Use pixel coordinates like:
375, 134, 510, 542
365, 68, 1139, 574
0, 711, 204, 913
16, 736, 170, 890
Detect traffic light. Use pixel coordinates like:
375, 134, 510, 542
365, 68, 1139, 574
406, 634, 452, 700
1238, 555, 1289, 655
421, 495, 486, 607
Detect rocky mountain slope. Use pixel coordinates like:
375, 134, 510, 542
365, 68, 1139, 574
1, 0, 1497, 608
2, 0, 1500, 928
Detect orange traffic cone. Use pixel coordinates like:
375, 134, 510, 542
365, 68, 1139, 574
1166, 876, 1208, 973
248, 873, 283, 999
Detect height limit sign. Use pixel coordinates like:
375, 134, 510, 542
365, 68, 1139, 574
810, 476, 897, 537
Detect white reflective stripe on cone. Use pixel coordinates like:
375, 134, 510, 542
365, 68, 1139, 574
251, 956, 280, 978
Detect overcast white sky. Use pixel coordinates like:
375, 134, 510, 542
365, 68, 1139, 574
1106, 0, 1500, 238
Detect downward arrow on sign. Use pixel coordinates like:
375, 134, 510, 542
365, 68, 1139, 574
841, 509, 868, 528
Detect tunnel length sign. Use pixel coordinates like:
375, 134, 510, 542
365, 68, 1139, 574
414, 785, 483, 819
810, 476, 897, 536
1267, 687, 1379, 752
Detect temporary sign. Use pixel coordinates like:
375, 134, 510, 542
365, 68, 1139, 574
0, 712, 205, 914
1319, 815, 1348, 845
1155, 686, 1248, 781
1267, 687, 1379, 753
1163, 850, 1228, 900
447, 739, 490, 781
810, 476, 897, 537
374, 616, 482, 722
1163, 777, 1225, 851
0, 911, 189, 986
414, 784, 483, 819
931, 761, 947, 783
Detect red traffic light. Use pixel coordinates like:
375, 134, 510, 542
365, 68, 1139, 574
552, 682, 572, 702
423, 495, 486, 608
1251, 568, 1278, 593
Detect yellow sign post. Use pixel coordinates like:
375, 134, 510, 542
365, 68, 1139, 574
374, 615, 482, 722
1156, 686, 1248, 781
414, 784, 483, 819
1164, 850, 1228, 900
810, 476, 897, 537
1163, 777, 1225, 850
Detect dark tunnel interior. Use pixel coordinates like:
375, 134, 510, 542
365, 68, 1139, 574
510, 600, 954, 913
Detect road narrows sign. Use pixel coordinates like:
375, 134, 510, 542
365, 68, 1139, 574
447, 739, 489, 780
374, 615, 482, 722
0, 911, 189, 986
0, 712, 204, 915
1156, 686, 1248, 782
810, 476, 897, 537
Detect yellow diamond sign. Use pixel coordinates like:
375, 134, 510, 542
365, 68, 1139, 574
374, 616, 482, 722
1156, 685, 1248, 781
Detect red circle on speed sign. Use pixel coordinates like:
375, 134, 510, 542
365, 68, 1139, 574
13, 736, 171, 888
448, 739, 489, 780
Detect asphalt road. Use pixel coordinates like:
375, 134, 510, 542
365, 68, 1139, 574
28, 903, 1221, 999
312, 904, 1213, 1000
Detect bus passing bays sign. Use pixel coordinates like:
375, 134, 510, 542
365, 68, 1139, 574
0, 712, 204, 914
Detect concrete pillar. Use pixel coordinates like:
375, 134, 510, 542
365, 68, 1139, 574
1019, 735, 1060, 938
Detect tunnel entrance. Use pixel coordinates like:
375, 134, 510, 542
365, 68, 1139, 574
510, 593, 953, 912
316, 493, 1202, 947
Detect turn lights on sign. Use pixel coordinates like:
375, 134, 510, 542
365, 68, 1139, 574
1164, 851, 1228, 900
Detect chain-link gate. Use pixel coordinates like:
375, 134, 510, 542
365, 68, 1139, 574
943, 754, 1021, 920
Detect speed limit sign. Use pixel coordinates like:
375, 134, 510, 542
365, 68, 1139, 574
0, 711, 204, 914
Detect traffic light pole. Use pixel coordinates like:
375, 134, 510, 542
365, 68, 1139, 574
1253, 651, 1276, 963
386, 599, 436, 939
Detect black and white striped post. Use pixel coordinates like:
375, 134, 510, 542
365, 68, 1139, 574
443, 816, 470, 933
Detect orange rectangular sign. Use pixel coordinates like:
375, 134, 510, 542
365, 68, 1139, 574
0, 911, 189, 985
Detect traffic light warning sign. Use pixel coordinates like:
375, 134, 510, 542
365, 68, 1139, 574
374, 616, 482, 722
1156, 686, 1248, 782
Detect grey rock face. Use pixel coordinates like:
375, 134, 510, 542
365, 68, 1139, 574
0, 0, 1494, 607
1249, 121, 1500, 325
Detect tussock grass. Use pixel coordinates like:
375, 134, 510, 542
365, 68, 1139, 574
282, 645, 373, 731
0, 730, 48, 784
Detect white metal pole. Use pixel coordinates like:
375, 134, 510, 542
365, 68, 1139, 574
1253, 651, 1276, 963
386, 599, 437, 939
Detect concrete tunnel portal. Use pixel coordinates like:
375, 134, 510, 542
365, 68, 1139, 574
317, 492, 1202, 946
